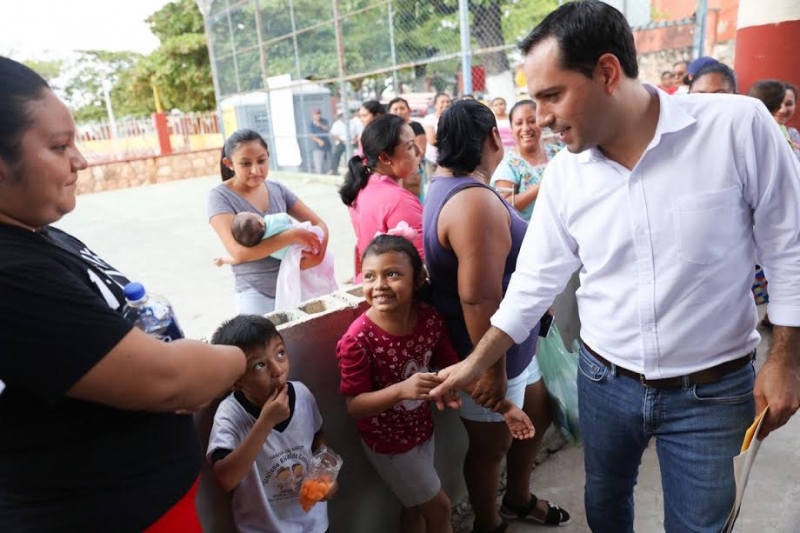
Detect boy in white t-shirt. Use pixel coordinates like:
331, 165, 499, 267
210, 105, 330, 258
208, 315, 336, 533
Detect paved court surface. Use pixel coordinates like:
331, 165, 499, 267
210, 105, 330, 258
57, 172, 355, 340
58, 174, 800, 532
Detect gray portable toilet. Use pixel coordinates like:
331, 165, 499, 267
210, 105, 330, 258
220, 84, 332, 173
219, 92, 279, 170
292, 83, 332, 173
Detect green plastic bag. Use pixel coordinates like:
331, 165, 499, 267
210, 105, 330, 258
537, 323, 581, 444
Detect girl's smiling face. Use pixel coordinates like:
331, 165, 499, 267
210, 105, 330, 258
361, 251, 417, 313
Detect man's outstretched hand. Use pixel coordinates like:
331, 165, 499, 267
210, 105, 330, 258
430, 358, 482, 411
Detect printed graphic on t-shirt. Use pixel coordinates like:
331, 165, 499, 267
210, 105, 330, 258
262, 445, 311, 503
399, 350, 433, 411
48, 229, 130, 310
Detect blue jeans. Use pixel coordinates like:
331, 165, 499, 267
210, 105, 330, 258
578, 345, 755, 533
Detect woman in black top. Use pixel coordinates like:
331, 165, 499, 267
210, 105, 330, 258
0, 57, 247, 533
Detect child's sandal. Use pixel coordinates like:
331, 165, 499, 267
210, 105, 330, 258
500, 493, 571, 527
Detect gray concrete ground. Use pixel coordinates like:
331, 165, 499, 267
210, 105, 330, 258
58, 174, 800, 532
57, 172, 355, 340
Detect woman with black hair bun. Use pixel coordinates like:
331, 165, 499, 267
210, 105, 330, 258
339, 113, 424, 283
423, 100, 569, 532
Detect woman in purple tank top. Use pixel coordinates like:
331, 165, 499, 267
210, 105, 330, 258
422, 100, 569, 531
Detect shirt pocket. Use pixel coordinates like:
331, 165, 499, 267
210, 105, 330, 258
673, 186, 745, 265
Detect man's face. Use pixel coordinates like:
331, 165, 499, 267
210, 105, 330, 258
524, 37, 610, 153
673, 62, 688, 85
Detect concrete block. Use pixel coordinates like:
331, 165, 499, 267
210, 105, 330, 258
332, 285, 370, 315
267, 309, 306, 328
297, 295, 349, 316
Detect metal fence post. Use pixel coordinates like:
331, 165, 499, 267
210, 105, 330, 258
333, 0, 352, 162
224, 0, 242, 94
196, 1, 226, 141
253, 0, 279, 166
692, 0, 708, 59
388, 0, 400, 96
458, 0, 472, 96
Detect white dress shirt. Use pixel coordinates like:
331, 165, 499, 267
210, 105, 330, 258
491, 87, 800, 378
330, 119, 348, 143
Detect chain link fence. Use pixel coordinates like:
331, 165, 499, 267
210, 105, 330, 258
196, 0, 673, 174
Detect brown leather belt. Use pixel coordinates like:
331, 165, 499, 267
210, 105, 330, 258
582, 342, 754, 388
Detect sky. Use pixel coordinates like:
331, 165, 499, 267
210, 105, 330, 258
0, 0, 175, 60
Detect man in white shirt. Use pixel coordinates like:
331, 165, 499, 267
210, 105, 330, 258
431, 2, 800, 532
328, 111, 352, 174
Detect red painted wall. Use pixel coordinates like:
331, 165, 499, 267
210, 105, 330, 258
735, 19, 800, 129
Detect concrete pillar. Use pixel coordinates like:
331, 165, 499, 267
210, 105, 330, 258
734, 0, 800, 128
152, 112, 173, 156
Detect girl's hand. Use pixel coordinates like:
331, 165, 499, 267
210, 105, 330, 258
289, 228, 321, 255
398, 372, 441, 401
258, 385, 290, 427
300, 250, 324, 271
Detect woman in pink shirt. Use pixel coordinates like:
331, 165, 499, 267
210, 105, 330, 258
339, 114, 424, 282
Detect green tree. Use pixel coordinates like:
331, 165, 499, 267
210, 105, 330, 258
22, 59, 63, 84
124, 0, 216, 113
63, 50, 143, 121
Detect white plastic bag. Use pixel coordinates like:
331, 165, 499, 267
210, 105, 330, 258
274, 223, 338, 310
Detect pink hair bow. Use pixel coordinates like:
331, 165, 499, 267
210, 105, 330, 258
374, 221, 418, 242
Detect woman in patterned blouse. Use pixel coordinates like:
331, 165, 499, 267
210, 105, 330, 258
489, 100, 559, 222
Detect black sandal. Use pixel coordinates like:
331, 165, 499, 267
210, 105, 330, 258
471, 518, 508, 533
500, 493, 571, 527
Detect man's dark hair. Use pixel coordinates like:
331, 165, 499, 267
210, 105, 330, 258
211, 314, 282, 354
519, 0, 639, 79
690, 63, 738, 93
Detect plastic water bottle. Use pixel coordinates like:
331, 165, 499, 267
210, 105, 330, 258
122, 282, 184, 342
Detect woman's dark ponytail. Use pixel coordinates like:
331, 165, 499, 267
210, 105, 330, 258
339, 155, 372, 206
220, 146, 235, 181
338, 114, 406, 207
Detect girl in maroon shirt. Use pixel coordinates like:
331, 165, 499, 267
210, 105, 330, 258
336, 234, 533, 533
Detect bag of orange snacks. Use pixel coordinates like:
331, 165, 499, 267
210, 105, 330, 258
299, 446, 342, 512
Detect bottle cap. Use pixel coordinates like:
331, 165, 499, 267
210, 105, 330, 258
123, 282, 146, 302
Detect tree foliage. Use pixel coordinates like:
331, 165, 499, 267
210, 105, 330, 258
22, 59, 63, 84
208, 0, 557, 98
124, 0, 215, 113
63, 51, 143, 121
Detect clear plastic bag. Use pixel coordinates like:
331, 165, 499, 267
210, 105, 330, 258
298, 446, 343, 512
537, 323, 581, 444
